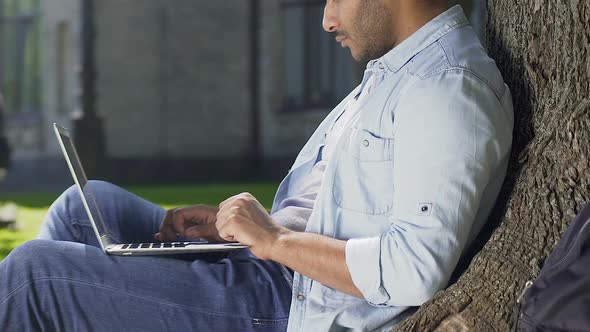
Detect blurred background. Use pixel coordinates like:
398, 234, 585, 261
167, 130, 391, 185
0, 0, 483, 192
0, 0, 483, 258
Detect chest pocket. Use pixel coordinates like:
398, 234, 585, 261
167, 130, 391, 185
332, 128, 394, 215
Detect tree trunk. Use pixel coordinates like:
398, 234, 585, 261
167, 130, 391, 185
392, 1, 590, 331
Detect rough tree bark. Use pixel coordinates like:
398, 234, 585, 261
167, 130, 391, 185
392, 1, 590, 331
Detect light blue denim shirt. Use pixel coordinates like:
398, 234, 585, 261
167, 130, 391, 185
272, 5, 514, 332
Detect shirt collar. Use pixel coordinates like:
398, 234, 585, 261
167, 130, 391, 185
373, 4, 469, 73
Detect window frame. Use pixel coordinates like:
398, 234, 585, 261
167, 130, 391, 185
0, 0, 42, 115
279, 0, 353, 113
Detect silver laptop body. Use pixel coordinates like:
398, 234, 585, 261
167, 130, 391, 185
53, 123, 248, 256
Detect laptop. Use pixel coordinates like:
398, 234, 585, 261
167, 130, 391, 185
53, 123, 248, 256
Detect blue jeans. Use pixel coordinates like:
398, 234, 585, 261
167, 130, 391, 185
0, 181, 292, 331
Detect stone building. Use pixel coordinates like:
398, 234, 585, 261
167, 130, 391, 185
1, 0, 483, 191
1, 0, 81, 191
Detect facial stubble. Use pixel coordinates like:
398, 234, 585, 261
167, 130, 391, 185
351, 0, 394, 63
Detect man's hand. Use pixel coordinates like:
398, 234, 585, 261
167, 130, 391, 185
216, 192, 364, 298
155, 205, 224, 242
216, 193, 287, 260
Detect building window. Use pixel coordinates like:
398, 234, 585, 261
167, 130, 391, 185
281, 0, 358, 111
0, 0, 42, 114
56, 21, 69, 114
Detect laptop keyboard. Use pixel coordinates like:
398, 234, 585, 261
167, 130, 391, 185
121, 242, 205, 250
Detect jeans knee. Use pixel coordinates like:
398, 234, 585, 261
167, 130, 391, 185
86, 180, 116, 190
51, 183, 83, 212
50, 180, 118, 214
40, 180, 121, 242
4, 240, 60, 274
62, 183, 80, 201
10, 239, 59, 259
62, 180, 116, 199
41, 184, 84, 233
7, 239, 92, 272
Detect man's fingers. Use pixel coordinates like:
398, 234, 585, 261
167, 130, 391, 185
219, 192, 255, 209
216, 212, 247, 242
217, 204, 250, 223
155, 205, 222, 242
218, 195, 237, 209
158, 209, 174, 233
219, 233, 235, 242
216, 217, 235, 242
155, 209, 177, 242
171, 209, 198, 234
184, 223, 218, 240
172, 209, 188, 235
216, 204, 232, 222
160, 225, 177, 242
183, 224, 206, 238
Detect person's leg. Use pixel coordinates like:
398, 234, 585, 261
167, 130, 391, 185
6, 180, 292, 330
0, 240, 292, 331
38, 180, 166, 245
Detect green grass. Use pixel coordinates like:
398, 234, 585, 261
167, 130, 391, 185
0, 206, 47, 260
0, 182, 279, 261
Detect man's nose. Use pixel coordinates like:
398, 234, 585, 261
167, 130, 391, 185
322, 3, 338, 33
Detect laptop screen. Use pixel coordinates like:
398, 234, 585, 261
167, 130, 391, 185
55, 125, 113, 246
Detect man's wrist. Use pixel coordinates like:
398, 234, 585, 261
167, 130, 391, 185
267, 225, 292, 262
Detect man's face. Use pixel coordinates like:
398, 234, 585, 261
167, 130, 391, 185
323, 0, 394, 62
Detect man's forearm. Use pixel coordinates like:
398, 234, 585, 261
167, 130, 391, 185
215, 193, 363, 298
270, 229, 364, 299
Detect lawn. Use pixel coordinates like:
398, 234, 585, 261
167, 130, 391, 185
0, 182, 279, 261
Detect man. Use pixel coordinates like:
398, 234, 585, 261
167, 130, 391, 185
0, 1, 513, 331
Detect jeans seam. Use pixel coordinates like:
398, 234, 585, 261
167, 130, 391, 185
70, 218, 91, 240
1, 277, 289, 322
252, 318, 289, 327
279, 265, 294, 288
71, 219, 91, 226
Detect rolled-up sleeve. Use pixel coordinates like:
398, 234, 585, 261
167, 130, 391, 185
345, 70, 513, 307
